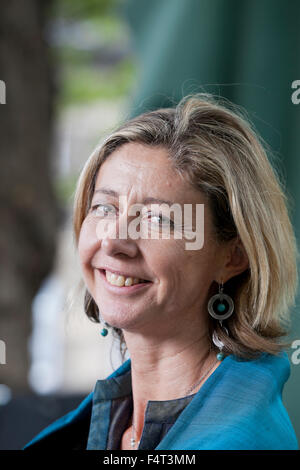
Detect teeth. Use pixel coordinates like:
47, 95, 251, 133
125, 277, 133, 286
105, 270, 145, 287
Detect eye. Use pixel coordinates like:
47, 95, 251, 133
90, 204, 117, 217
147, 213, 174, 227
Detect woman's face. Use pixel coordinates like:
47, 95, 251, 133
78, 143, 226, 337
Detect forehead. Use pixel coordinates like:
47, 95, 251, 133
94, 143, 205, 205
98, 142, 177, 183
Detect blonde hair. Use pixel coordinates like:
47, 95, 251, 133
73, 93, 299, 360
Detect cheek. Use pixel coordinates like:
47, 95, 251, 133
78, 217, 99, 269
158, 240, 214, 290
184, 247, 217, 289
149, 239, 186, 285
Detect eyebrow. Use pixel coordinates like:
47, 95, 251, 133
93, 187, 177, 206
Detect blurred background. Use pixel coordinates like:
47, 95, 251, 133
0, 0, 299, 449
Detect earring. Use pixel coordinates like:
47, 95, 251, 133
99, 311, 111, 337
208, 280, 234, 361
207, 280, 234, 321
212, 325, 229, 361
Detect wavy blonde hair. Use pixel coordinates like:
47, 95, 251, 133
73, 94, 299, 360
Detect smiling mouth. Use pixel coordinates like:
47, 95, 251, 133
99, 269, 152, 288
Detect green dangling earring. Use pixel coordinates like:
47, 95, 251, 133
207, 280, 234, 321
99, 311, 110, 337
101, 326, 108, 337
217, 352, 224, 361
207, 279, 234, 360
212, 328, 227, 361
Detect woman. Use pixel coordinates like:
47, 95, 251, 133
24, 94, 299, 450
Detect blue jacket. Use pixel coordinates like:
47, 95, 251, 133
24, 351, 298, 450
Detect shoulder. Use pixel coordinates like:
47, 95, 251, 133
222, 350, 291, 395
173, 351, 299, 450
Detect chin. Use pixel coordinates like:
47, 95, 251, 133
96, 303, 143, 331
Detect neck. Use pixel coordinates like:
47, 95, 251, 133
123, 323, 220, 446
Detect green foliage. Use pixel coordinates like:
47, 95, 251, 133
52, 0, 122, 20
58, 59, 136, 106
50, 0, 135, 107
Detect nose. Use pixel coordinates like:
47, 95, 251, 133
101, 236, 139, 258
99, 209, 140, 258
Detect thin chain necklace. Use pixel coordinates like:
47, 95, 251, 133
130, 354, 218, 450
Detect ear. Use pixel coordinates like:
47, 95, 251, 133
221, 237, 249, 282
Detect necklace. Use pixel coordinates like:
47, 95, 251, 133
130, 354, 218, 449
